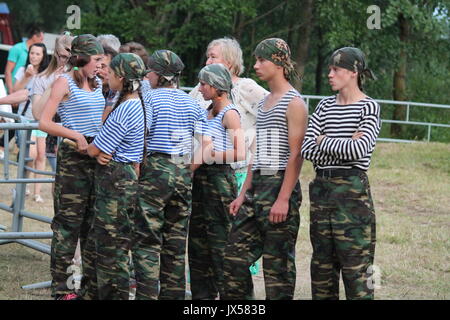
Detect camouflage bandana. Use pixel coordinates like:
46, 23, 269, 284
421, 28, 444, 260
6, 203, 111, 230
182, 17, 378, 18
148, 49, 184, 81
71, 34, 104, 56
198, 63, 233, 93
110, 53, 147, 91
330, 47, 376, 82
254, 38, 299, 81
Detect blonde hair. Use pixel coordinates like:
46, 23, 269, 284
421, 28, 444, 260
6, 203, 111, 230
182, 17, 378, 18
97, 34, 121, 52
207, 37, 244, 76
41, 33, 74, 77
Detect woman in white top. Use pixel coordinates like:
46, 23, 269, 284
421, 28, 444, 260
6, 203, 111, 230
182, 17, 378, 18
32, 32, 73, 172
13, 43, 49, 202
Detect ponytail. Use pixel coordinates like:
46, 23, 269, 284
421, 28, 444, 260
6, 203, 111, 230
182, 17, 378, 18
68, 55, 99, 90
137, 86, 148, 166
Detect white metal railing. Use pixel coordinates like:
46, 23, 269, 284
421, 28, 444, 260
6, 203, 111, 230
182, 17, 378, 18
180, 86, 450, 143
301, 95, 450, 143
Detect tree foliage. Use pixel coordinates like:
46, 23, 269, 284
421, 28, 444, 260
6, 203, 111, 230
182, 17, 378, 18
4, 0, 450, 126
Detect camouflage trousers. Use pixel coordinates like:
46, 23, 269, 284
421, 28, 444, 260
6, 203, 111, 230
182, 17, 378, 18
51, 142, 97, 298
223, 170, 301, 300
133, 153, 192, 300
90, 161, 138, 300
309, 170, 376, 300
188, 164, 244, 299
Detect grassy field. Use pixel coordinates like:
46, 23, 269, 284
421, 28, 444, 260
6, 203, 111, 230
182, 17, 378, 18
0, 142, 449, 300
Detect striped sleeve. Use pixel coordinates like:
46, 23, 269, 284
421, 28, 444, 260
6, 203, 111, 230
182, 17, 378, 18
93, 106, 128, 155
318, 100, 381, 160
194, 108, 208, 136
301, 99, 326, 161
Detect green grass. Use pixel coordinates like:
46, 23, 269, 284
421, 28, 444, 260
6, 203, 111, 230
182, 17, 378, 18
284, 142, 448, 300
0, 142, 449, 299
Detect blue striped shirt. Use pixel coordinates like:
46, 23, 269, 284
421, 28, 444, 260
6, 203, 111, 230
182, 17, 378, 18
58, 74, 105, 137
141, 79, 152, 95
93, 99, 146, 163
205, 104, 239, 152
144, 88, 207, 155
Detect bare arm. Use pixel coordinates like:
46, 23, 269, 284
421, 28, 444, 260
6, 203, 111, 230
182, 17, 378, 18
212, 109, 246, 163
13, 65, 35, 92
191, 135, 213, 172
39, 77, 88, 152
32, 86, 51, 120
229, 156, 254, 216
269, 96, 308, 224
229, 135, 257, 216
102, 105, 112, 122
32, 68, 64, 120
4, 61, 15, 93
191, 110, 246, 171
86, 143, 101, 158
87, 143, 113, 165
0, 89, 29, 105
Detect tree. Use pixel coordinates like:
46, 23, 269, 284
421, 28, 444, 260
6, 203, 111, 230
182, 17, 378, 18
381, 0, 449, 137
4, 0, 449, 139
3, 0, 93, 40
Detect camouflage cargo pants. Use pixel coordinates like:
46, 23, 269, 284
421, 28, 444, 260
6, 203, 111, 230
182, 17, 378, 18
133, 154, 192, 300
92, 161, 138, 300
309, 170, 376, 300
223, 170, 301, 300
188, 164, 249, 299
51, 142, 97, 298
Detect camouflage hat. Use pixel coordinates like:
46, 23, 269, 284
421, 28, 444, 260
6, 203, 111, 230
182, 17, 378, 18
330, 47, 376, 81
147, 49, 184, 81
110, 53, 147, 91
254, 38, 299, 81
198, 63, 233, 93
71, 34, 104, 56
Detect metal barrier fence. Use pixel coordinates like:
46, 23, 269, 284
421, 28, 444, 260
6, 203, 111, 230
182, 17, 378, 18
0, 110, 55, 290
301, 95, 450, 143
180, 87, 450, 143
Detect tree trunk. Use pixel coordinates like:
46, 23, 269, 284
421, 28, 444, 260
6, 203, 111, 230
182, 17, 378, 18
391, 13, 410, 137
315, 26, 324, 95
233, 12, 244, 40
292, 0, 314, 91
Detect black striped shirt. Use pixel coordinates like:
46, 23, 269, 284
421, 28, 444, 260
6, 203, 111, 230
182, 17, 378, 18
301, 95, 381, 171
252, 89, 302, 171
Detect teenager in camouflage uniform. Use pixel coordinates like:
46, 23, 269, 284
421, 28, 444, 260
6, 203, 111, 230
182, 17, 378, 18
133, 50, 207, 300
222, 38, 308, 300
86, 53, 148, 299
301, 47, 380, 300
39, 34, 105, 300
188, 63, 246, 299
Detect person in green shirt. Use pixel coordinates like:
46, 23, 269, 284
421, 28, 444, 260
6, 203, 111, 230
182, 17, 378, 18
4, 24, 44, 94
